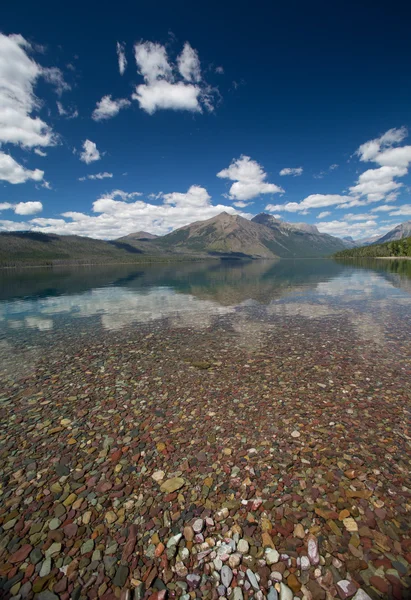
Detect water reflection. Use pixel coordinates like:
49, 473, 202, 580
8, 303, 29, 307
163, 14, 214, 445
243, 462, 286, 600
0, 259, 410, 336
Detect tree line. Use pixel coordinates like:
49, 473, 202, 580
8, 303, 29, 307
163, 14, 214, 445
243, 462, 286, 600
334, 237, 411, 258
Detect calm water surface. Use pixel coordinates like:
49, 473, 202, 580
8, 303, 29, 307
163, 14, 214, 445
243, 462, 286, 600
1, 258, 411, 369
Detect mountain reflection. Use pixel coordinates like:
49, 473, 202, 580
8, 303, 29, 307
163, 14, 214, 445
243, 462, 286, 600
0, 259, 410, 334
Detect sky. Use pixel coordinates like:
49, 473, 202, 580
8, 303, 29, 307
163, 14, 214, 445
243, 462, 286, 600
1, 0, 411, 241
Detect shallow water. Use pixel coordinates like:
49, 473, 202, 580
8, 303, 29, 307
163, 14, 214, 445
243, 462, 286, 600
1, 258, 411, 598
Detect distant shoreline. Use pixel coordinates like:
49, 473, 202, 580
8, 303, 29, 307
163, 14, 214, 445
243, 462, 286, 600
376, 256, 411, 260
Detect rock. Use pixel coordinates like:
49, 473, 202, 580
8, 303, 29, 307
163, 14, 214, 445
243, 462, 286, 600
336, 580, 358, 599
113, 565, 129, 587
221, 565, 233, 587
279, 583, 293, 600
307, 534, 320, 565
265, 548, 280, 565
9, 544, 32, 563
291, 430, 300, 438
343, 517, 358, 532
105, 511, 118, 524
232, 588, 244, 600
183, 526, 194, 541
40, 557, 52, 577
192, 518, 204, 533
166, 533, 182, 548
287, 574, 301, 594
293, 524, 305, 539
36, 592, 59, 600
246, 569, 259, 591
186, 574, 201, 588
160, 477, 185, 493
152, 470, 165, 481
237, 539, 249, 554
267, 587, 279, 600
300, 556, 310, 571
352, 591, 373, 600
228, 553, 241, 568
81, 539, 94, 554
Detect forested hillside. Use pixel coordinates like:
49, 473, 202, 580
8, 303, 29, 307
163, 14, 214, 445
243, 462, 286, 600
334, 237, 411, 258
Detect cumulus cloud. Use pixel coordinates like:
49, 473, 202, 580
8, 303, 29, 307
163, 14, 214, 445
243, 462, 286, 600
356, 127, 408, 163
79, 140, 101, 164
351, 127, 411, 203
0, 152, 44, 184
0, 186, 247, 238
78, 172, 113, 181
266, 194, 351, 213
14, 201, 43, 215
317, 211, 331, 219
0, 200, 42, 215
92, 95, 131, 121
177, 42, 201, 82
316, 219, 385, 239
116, 42, 127, 75
217, 156, 284, 201
132, 41, 215, 114
279, 167, 303, 176
0, 33, 57, 148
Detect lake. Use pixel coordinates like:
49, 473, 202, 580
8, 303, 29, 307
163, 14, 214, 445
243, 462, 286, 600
0, 258, 410, 599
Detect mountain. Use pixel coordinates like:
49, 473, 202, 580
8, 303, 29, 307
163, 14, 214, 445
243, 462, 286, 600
153, 212, 277, 258
333, 236, 411, 258
118, 231, 158, 241
250, 213, 348, 256
0, 231, 168, 267
0, 212, 353, 266
373, 220, 411, 244
355, 234, 382, 246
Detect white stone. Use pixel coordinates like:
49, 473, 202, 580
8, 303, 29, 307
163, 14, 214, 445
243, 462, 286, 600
265, 548, 280, 565
237, 539, 249, 554
279, 583, 293, 600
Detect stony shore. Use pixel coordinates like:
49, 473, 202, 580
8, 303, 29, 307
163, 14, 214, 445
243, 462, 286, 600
0, 314, 410, 600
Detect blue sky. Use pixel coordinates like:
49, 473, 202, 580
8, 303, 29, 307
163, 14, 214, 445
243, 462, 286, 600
1, 0, 411, 240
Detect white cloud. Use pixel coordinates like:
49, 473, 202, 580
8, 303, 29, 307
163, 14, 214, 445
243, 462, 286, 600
279, 167, 303, 176
92, 95, 131, 121
215, 66, 224, 74
177, 42, 201, 82
132, 41, 215, 114
266, 194, 351, 213
34, 148, 47, 157
329, 164, 338, 171
356, 127, 408, 162
316, 219, 382, 239
0, 186, 248, 238
371, 204, 396, 213
349, 165, 406, 202
79, 140, 101, 164
0, 200, 42, 215
14, 201, 43, 215
387, 204, 411, 216
217, 156, 284, 201
56, 101, 78, 119
0, 33, 57, 148
0, 151, 44, 184
233, 200, 252, 208
116, 42, 127, 75
42, 67, 70, 96
79, 172, 113, 181
343, 213, 374, 221
318, 211, 331, 218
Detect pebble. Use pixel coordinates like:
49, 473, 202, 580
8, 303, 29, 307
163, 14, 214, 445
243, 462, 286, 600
221, 565, 233, 587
